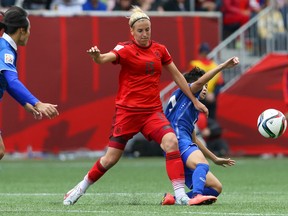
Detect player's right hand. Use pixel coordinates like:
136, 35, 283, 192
194, 100, 209, 117
87, 46, 101, 60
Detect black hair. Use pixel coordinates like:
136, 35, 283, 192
0, 6, 29, 34
184, 66, 205, 83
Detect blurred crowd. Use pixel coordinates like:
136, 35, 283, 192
0, 0, 284, 15
1, 0, 287, 40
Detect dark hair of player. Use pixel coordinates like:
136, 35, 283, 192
0, 6, 29, 34
184, 66, 205, 83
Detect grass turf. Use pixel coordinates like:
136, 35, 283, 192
0, 157, 288, 216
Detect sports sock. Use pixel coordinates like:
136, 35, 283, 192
166, 150, 186, 200
87, 158, 107, 183
203, 187, 219, 197
191, 163, 209, 196
186, 187, 219, 198
78, 174, 93, 192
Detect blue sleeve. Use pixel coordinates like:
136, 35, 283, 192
3, 70, 39, 106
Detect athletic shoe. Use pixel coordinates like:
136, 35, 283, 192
161, 193, 176, 205
175, 195, 191, 205
63, 183, 84, 205
188, 194, 217, 205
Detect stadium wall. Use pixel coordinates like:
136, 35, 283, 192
0, 14, 221, 154
217, 53, 288, 156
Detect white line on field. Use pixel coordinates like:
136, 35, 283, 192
0, 209, 287, 216
0, 192, 160, 196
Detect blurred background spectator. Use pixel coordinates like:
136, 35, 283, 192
137, 0, 163, 11
187, 42, 224, 120
278, 0, 288, 29
162, 0, 190, 11
257, 0, 287, 52
22, 0, 52, 9
50, 0, 85, 12
1, 0, 16, 8
195, 0, 221, 11
112, 0, 136, 10
221, 0, 260, 39
82, 0, 107, 10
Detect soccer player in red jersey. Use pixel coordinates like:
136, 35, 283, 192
63, 6, 208, 206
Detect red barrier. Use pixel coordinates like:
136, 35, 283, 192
1, 15, 220, 153
217, 53, 288, 156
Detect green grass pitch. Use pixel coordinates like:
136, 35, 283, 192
1, 157, 288, 216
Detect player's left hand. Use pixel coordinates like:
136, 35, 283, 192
214, 157, 236, 167
24, 103, 43, 120
35, 102, 59, 119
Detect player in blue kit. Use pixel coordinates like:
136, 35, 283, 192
161, 56, 239, 205
0, 6, 59, 160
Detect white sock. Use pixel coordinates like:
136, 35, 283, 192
78, 174, 92, 192
174, 189, 187, 200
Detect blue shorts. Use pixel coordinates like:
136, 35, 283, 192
178, 131, 199, 164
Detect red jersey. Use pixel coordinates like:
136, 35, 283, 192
111, 40, 172, 111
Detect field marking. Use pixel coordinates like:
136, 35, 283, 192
0, 209, 287, 216
0, 191, 287, 196
0, 192, 161, 196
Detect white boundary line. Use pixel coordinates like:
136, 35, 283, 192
0, 209, 287, 216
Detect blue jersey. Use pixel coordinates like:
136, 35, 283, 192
0, 35, 17, 99
165, 84, 200, 154
0, 33, 38, 105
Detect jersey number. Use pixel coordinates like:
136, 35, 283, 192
145, 62, 155, 75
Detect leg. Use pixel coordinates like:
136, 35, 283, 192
204, 171, 222, 195
0, 134, 5, 160
142, 113, 189, 205
185, 149, 209, 196
183, 148, 217, 205
160, 132, 190, 205
63, 141, 124, 205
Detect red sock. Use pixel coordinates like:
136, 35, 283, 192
87, 159, 107, 183
166, 150, 185, 191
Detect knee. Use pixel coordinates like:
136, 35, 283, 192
161, 133, 178, 152
0, 150, 4, 160
214, 182, 223, 194
0, 145, 5, 160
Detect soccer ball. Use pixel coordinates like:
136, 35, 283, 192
257, 109, 287, 138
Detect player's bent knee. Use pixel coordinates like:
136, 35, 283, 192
214, 182, 223, 194
0, 151, 4, 160
161, 134, 178, 152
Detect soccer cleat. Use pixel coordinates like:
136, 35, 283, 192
63, 183, 85, 205
188, 194, 217, 205
161, 193, 176, 205
175, 195, 191, 205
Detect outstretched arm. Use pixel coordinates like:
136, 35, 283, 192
193, 131, 236, 167
3, 70, 59, 119
190, 57, 239, 94
87, 46, 116, 64
164, 62, 209, 117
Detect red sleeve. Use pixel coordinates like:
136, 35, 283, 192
110, 42, 128, 65
160, 44, 173, 65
